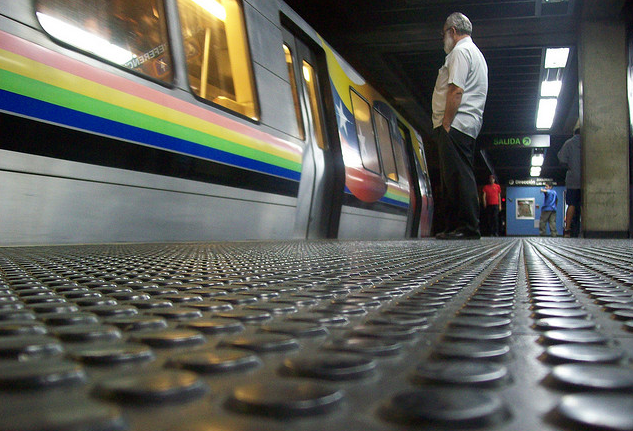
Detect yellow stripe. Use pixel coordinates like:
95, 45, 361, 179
386, 186, 409, 202
321, 40, 385, 111
0, 48, 300, 163
322, 44, 356, 112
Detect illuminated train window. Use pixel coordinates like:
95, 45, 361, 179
177, 0, 258, 120
394, 138, 409, 186
302, 60, 326, 149
283, 44, 305, 141
350, 90, 380, 174
36, 0, 173, 82
374, 110, 398, 182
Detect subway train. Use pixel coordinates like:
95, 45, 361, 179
0, 0, 433, 245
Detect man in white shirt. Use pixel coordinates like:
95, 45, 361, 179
432, 12, 488, 240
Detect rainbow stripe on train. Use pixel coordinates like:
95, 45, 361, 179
0, 28, 410, 209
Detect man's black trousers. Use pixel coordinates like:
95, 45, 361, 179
433, 126, 480, 235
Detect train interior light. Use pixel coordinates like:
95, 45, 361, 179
190, 0, 227, 21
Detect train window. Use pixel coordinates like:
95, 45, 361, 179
414, 133, 429, 174
302, 61, 327, 149
35, 0, 173, 82
399, 122, 426, 180
350, 90, 380, 174
374, 110, 398, 182
393, 137, 409, 186
177, 0, 258, 120
283, 44, 305, 141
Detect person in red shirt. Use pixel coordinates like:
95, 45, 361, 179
482, 175, 502, 236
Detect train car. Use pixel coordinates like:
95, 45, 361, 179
0, 0, 432, 245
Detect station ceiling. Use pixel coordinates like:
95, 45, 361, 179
283, 0, 628, 185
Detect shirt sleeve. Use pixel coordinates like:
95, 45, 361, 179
558, 143, 569, 164
447, 48, 470, 89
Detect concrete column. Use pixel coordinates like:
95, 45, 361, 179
579, 1, 630, 237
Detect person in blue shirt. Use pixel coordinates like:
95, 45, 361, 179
539, 183, 558, 237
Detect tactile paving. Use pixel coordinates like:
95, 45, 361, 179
0, 238, 632, 431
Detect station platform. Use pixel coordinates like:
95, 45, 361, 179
0, 237, 632, 431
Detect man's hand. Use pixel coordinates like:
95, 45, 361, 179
443, 84, 463, 132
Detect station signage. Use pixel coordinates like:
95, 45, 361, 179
508, 178, 557, 186
481, 134, 550, 148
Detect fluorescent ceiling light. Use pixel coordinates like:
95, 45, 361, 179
36, 12, 134, 64
530, 166, 542, 177
541, 80, 562, 97
191, 0, 226, 21
531, 153, 544, 167
545, 48, 569, 68
536, 98, 558, 129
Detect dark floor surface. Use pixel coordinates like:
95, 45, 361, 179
0, 238, 632, 431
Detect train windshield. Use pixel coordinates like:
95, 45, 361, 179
350, 90, 380, 174
374, 111, 398, 182
177, 0, 258, 120
35, 0, 173, 83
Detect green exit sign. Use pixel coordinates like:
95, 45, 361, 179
481, 134, 550, 148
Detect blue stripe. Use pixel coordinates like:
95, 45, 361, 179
380, 196, 409, 208
0, 89, 301, 181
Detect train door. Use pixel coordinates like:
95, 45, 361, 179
283, 27, 344, 239
397, 121, 422, 237
397, 121, 434, 237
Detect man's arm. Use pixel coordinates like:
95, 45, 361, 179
558, 144, 570, 170
497, 192, 502, 210
443, 83, 463, 132
482, 190, 487, 208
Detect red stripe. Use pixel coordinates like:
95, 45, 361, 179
0, 30, 302, 157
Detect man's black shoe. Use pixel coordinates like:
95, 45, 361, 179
435, 231, 449, 239
445, 230, 481, 240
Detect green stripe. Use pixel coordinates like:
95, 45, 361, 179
1, 69, 301, 172
385, 190, 409, 203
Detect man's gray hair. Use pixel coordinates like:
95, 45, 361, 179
445, 12, 472, 35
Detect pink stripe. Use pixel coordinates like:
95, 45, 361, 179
0, 30, 302, 156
